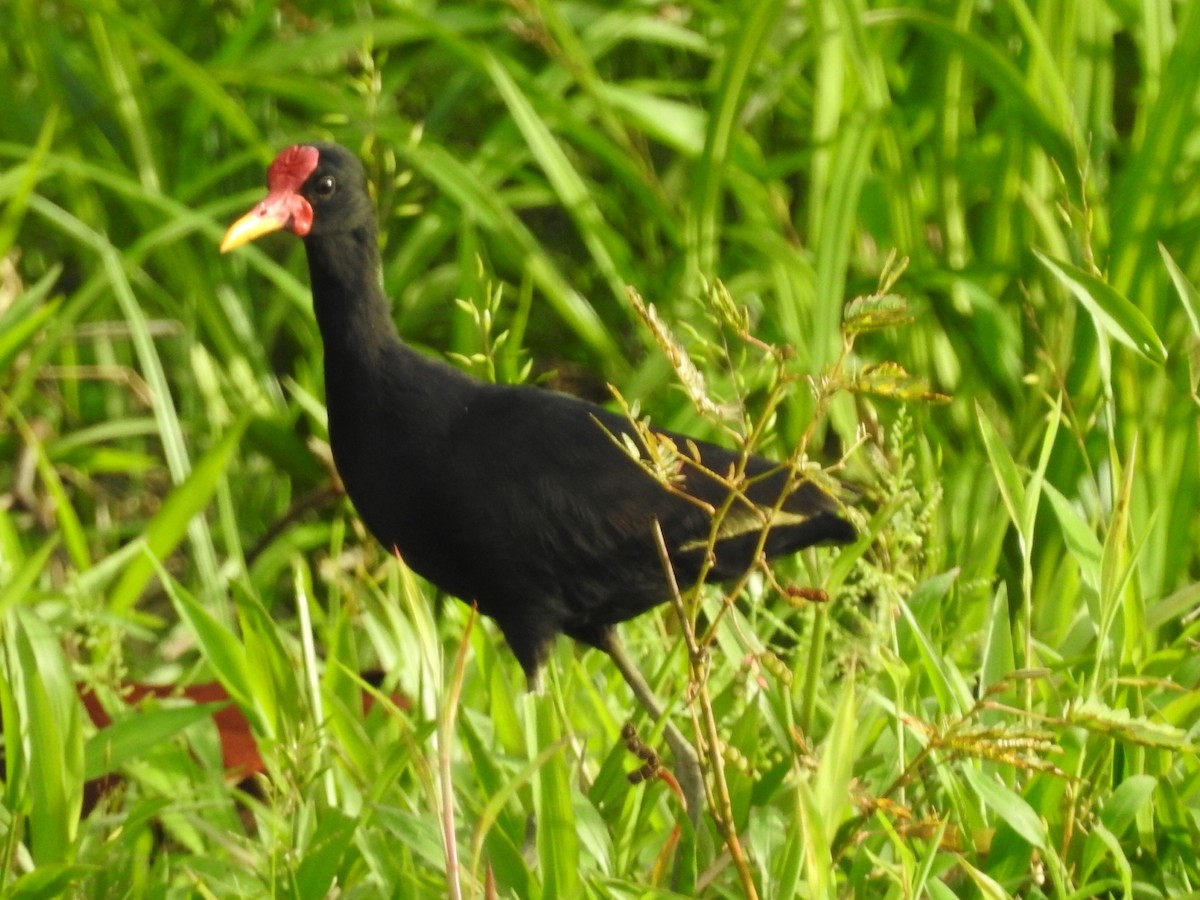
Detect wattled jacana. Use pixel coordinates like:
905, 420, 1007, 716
221, 142, 855, 821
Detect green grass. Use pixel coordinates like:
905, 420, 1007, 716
3, 0, 1200, 896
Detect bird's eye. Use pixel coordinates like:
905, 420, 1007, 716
313, 175, 336, 198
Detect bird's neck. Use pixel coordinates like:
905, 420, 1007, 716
305, 227, 400, 364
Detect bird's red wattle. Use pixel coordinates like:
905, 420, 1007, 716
267, 144, 320, 194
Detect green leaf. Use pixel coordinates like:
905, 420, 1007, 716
295, 808, 357, 900
976, 402, 1027, 553
108, 417, 247, 614
842, 292, 913, 333
1100, 774, 1157, 839
865, 9, 1079, 197
960, 765, 1047, 850
814, 669, 857, 829
0, 106, 57, 261
1080, 821, 1133, 894
233, 581, 295, 746
691, 0, 786, 276
0, 537, 58, 617
3, 607, 83, 865
160, 572, 268, 739
1034, 249, 1168, 364
1022, 394, 1061, 542
7, 864, 97, 900
979, 583, 1016, 693
1042, 482, 1103, 592
1159, 242, 1200, 336
849, 361, 951, 403
530, 693, 579, 899
8, 408, 91, 572
1146, 581, 1200, 631
0, 266, 61, 375
956, 854, 1009, 900
1066, 698, 1191, 750
597, 83, 706, 157
483, 51, 627, 312
84, 700, 229, 780
898, 571, 971, 715
399, 141, 615, 358
796, 776, 834, 899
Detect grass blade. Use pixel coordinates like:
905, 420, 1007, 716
108, 417, 247, 614
1034, 249, 1168, 365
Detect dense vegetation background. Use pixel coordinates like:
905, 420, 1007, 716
3, 0, 1199, 896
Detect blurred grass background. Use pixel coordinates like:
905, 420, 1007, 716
2, 0, 1199, 897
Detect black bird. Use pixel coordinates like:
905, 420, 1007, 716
221, 142, 855, 819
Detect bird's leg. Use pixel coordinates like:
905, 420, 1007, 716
601, 628, 704, 830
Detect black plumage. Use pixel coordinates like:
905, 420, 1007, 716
222, 141, 855, 815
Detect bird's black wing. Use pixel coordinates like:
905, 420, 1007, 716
435, 385, 852, 621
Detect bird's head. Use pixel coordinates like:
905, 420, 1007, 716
220, 142, 372, 252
